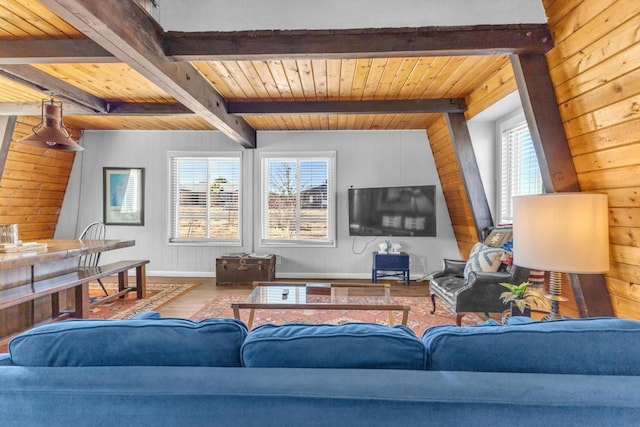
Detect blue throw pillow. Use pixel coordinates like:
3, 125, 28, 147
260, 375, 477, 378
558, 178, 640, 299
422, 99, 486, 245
9, 317, 248, 367
242, 323, 426, 369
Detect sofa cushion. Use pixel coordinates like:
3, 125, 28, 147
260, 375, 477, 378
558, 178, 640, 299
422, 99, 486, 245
9, 317, 248, 367
242, 323, 426, 369
463, 242, 505, 281
422, 317, 640, 375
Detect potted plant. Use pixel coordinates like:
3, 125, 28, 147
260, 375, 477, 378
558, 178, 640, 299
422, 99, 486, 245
499, 281, 550, 317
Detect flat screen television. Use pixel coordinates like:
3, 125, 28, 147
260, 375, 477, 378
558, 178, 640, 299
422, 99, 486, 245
348, 185, 436, 237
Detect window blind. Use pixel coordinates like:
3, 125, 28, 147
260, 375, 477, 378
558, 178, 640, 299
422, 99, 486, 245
498, 120, 543, 224
169, 154, 241, 243
261, 153, 335, 246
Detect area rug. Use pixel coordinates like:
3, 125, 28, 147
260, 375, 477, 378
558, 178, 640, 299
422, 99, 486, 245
190, 295, 483, 337
89, 282, 197, 320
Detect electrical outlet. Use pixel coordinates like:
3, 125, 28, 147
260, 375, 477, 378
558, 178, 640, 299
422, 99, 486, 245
276, 255, 282, 265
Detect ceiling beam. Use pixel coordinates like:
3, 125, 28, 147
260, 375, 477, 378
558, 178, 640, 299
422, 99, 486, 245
445, 112, 492, 241
228, 99, 466, 115
0, 39, 116, 65
167, 24, 554, 61
38, 0, 256, 148
0, 24, 553, 65
0, 65, 107, 113
0, 102, 193, 116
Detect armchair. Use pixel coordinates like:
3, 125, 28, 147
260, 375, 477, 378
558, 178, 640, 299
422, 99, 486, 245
429, 226, 530, 325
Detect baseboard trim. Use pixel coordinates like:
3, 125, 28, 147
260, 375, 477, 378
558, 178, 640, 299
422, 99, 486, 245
146, 271, 426, 281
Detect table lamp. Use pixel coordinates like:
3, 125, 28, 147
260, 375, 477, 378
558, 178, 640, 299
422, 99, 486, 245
513, 193, 609, 320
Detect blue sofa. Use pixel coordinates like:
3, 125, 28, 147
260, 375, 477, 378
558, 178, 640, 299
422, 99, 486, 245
1, 314, 640, 426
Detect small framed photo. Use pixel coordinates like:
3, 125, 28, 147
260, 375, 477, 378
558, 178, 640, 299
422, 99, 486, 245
103, 167, 145, 226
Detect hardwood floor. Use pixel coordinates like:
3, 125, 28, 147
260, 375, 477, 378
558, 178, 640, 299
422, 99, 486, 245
148, 276, 430, 319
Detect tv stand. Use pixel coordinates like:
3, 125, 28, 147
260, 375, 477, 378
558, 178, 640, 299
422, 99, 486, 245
372, 251, 410, 286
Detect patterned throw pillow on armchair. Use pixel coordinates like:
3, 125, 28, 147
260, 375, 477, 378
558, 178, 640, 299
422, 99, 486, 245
463, 242, 506, 282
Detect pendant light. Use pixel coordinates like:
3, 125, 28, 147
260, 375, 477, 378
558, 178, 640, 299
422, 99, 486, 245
18, 98, 83, 151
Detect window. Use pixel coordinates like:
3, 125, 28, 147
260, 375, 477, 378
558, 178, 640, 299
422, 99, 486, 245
261, 152, 335, 246
497, 114, 544, 224
169, 152, 241, 244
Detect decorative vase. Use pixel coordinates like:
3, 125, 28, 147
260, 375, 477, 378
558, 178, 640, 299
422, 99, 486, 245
510, 303, 531, 317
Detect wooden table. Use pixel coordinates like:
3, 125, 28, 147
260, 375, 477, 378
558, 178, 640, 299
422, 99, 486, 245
0, 239, 138, 338
232, 281, 410, 329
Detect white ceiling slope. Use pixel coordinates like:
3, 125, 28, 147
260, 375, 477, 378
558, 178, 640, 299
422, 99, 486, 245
156, 0, 547, 32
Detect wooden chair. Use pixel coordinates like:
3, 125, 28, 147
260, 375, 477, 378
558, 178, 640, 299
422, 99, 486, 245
78, 221, 108, 296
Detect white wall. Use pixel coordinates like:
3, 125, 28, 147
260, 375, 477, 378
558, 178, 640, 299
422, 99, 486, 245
57, 130, 460, 278
468, 121, 496, 219
155, 0, 547, 31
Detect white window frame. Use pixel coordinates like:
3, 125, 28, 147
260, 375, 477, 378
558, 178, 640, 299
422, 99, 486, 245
496, 111, 544, 224
167, 151, 242, 246
259, 151, 336, 247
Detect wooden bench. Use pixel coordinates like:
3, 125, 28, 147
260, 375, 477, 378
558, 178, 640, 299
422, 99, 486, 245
0, 259, 149, 319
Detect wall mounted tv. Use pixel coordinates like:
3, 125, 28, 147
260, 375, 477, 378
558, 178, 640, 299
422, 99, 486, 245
348, 185, 436, 237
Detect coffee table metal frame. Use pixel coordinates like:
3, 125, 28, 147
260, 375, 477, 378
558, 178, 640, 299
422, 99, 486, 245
231, 281, 410, 329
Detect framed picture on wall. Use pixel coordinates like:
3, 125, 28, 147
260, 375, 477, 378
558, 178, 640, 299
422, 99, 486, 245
103, 167, 145, 226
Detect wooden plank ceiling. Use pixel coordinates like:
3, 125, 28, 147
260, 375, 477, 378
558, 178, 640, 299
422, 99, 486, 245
0, 0, 541, 135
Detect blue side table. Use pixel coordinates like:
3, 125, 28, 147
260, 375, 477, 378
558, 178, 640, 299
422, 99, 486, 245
372, 251, 410, 286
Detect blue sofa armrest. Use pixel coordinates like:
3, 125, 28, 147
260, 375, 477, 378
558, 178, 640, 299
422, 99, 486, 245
0, 353, 11, 366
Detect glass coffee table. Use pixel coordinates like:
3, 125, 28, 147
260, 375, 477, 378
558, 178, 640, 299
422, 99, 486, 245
231, 281, 410, 329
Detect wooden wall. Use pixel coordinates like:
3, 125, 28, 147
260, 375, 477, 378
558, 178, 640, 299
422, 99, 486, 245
543, 0, 640, 320
427, 0, 640, 320
0, 116, 79, 241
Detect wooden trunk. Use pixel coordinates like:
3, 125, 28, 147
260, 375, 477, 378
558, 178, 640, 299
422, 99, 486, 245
216, 255, 276, 285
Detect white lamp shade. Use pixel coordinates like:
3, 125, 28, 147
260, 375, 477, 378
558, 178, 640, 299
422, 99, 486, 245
513, 193, 609, 273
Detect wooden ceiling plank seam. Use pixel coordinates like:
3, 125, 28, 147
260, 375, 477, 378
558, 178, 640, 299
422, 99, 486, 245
403, 56, 443, 99
375, 57, 407, 100
350, 58, 373, 101
422, 57, 467, 98
250, 60, 283, 99
385, 58, 420, 100
338, 59, 357, 101
0, 0, 68, 38
361, 57, 388, 101
311, 59, 328, 101
441, 57, 482, 98
11, 0, 82, 37
0, 5, 33, 38
281, 59, 305, 100
221, 60, 261, 100
296, 59, 316, 100
235, 61, 273, 100
452, 55, 511, 99
397, 56, 433, 99
38, 0, 255, 147
210, 61, 253, 99
191, 62, 236, 100
267, 60, 294, 99
325, 59, 341, 101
